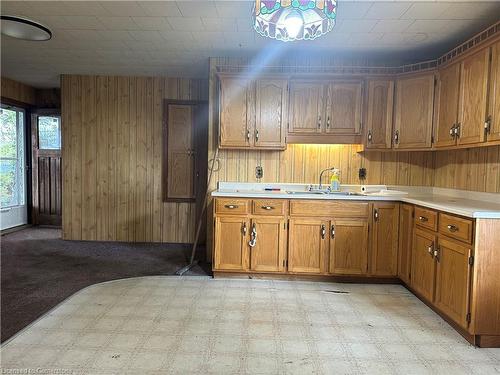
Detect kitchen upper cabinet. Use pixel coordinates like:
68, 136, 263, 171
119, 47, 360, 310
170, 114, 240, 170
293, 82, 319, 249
218, 76, 286, 150
434, 237, 473, 329
457, 48, 490, 146
288, 80, 324, 134
370, 203, 399, 276
398, 204, 414, 285
393, 74, 435, 149
324, 81, 363, 135
364, 79, 394, 149
288, 218, 328, 274
255, 79, 287, 149
411, 228, 437, 302
329, 218, 368, 275
214, 216, 249, 271
219, 76, 251, 148
434, 63, 461, 148
248, 217, 286, 273
487, 41, 500, 142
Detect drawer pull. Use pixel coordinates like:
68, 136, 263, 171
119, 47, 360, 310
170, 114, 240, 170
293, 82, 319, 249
224, 204, 238, 209
447, 224, 459, 233
419, 216, 428, 222
261, 205, 274, 210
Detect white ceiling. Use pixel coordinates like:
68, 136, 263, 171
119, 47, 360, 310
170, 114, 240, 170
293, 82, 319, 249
1, 1, 499, 88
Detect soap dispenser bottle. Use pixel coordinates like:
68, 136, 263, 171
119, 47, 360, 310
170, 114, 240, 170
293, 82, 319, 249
330, 169, 340, 192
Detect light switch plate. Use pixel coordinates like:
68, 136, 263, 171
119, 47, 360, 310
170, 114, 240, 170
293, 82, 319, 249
256, 166, 263, 179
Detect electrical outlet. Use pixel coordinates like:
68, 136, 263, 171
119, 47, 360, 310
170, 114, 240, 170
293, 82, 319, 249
256, 166, 263, 179
359, 168, 367, 180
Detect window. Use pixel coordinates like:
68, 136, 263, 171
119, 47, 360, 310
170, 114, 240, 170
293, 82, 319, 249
0, 106, 25, 208
38, 115, 61, 150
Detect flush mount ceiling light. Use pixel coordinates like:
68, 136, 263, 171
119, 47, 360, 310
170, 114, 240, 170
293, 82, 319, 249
1, 15, 52, 41
253, 0, 336, 42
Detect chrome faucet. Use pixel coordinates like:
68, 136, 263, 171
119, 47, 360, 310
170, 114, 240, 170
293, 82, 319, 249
319, 167, 337, 190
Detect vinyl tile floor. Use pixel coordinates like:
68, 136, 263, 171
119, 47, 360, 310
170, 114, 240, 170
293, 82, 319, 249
1, 276, 499, 375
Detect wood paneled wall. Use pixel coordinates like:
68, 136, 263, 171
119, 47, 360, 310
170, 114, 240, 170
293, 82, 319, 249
61, 75, 207, 242
1, 77, 36, 105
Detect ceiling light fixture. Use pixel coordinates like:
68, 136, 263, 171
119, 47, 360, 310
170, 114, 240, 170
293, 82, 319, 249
1, 15, 52, 41
253, 0, 336, 42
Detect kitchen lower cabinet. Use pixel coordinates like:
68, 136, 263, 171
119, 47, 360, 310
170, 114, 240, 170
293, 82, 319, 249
398, 204, 414, 284
329, 219, 368, 275
248, 217, 286, 273
288, 218, 328, 274
434, 237, 473, 329
411, 228, 437, 302
370, 203, 399, 276
214, 216, 249, 271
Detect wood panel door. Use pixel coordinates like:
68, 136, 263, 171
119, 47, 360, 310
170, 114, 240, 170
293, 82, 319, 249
457, 48, 490, 146
32, 112, 62, 226
249, 217, 286, 273
166, 104, 195, 200
393, 74, 435, 149
434, 237, 472, 329
329, 219, 368, 275
324, 81, 363, 135
434, 63, 461, 148
488, 41, 500, 142
398, 204, 414, 285
214, 216, 249, 271
219, 76, 251, 148
365, 79, 394, 149
288, 218, 328, 274
255, 79, 287, 149
288, 81, 324, 134
411, 228, 437, 302
370, 203, 399, 276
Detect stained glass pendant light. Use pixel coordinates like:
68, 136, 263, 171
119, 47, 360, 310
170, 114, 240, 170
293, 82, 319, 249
253, 0, 337, 42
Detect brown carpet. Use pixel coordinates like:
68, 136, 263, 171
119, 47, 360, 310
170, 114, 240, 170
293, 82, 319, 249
0, 227, 209, 342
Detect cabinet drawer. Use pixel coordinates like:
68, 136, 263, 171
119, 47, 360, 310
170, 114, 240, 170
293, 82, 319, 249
252, 199, 287, 216
414, 206, 438, 231
439, 213, 473, 244
215, 199, 249, 214
290, 200, 369, 217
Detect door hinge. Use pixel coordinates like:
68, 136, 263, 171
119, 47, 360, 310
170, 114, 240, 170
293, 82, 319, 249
468, 255, 474, 266
466, 312, 471, 323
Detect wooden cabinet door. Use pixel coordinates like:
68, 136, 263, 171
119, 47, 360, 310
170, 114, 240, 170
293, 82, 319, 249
214, 216, 249, 271
255, 79, 287, 149
288, 81, 324, 134
371, 203, 399, 276
249, 217, 286, 273
393, 74, 435, 149
219, 77, 251, 148
329, 219, 368, 275
457, 48, 490, 146
288, 218, 328, 274
324, 81, 363, 135
411, 228, 437, 302
434, 238, 473, 329
365, 80, 394, 149
434, 63, 460, 148
398, 204, 414, 285
488, 41, 500, 142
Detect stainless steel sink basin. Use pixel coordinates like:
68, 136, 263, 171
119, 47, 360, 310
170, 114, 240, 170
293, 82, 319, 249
286, 190, 363, 196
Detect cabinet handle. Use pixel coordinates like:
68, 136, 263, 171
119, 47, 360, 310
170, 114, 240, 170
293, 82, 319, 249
434, 246, 440, 262
419, 216, 428, 222
331, 224, 335, 239
242, 222, 247, 235
321, 224, 326, 239
367, 130, 373, 143
374, 209, 379, 222
428, 243, 434, 256
447, 224, 459, 233
454, 123, 461, 138
261, 206, 274, 210
225, 204, 238, 209
318, 115, 321, 129
326, 116, 330, 128
485, 116, 491, 134
255, 129, 259, 142
393, 130, 399, 145
249, 223, 257, 247
246, 129, 251, 140
450, 124, 456, 138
